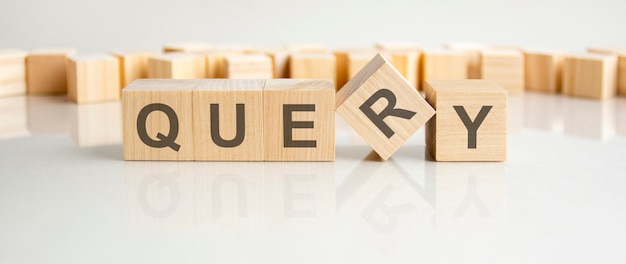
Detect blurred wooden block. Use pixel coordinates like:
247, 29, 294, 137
264, 79, 335, 161
67, 54, 121, 104
122, 79, 197, 160
387, 50, 420, 89
444, 42, 486, 79
588, 47, 626, 96
285, 43, 327, 53
562, 53, 617, 99
193, 79, 265, 161
421, 49, 467, 90
425, 80, 507, 161
289, 53, 336, 86
147, 53, 206, 79
0, 50, 27, 97
260, 48, 290, 78
26, 48, 76, 94
110, 50, 159, 87
205, 51, 233, 78
224, 54, 273, 78
333, 47, 376, 90
163, 42, 213, 53
523, 50, 564, 93
480, 50, 524, 94
336, 54, 435, 160
348, 52, 378, 79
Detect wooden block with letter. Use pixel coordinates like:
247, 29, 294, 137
110, 50, 159, 87
264, 79, 335, 161
480, 50, 524, 94
122, 79, 197, 160
67, 54, 121, 104
523, 50, 564, 93
562, 53, 617, 99
588, 47, 626, 96
163, 42, 213, 53
0, 50, 27, 97
193, 79, 265, 161
444, 42, 487, 79
26, 48, 76, 94
425, 80, 507, 161
336, 53, 435, 160
289, 53, 336, 87
421, 49, 467, 90
147, 53, 206, 79
224, 54, 273, 78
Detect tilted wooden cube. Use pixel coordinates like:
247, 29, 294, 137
421, 49, 467, 90
192, 79, 265, 161
562, 53, 617, 99
425, 80, 507, 161
289, 53, 336, 87
110, 50, 159, 87
224, 54, 273, 79
480, 50, 524, 94
123, 79, 197, 160
336, 53, 435, 160
67, 54, 121, 104
0, 49, 27, 97
588, 47, 626, 96
147, 53, 206, 79
523, 50, 564, 93
264, 79, 335, 161
26, 48, 76, 94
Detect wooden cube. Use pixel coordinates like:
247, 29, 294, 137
289, 53, 336, 86
163, 42, 213, 53
444, 42, 487, 79
387, 50, 420, 90
67, 54, 121, 104
260, 48, 290, 78
425, 80, 507, 161
147, 53, 206, 79
26, 48, 76, 94
224, 54, 273, 78
110, 50, 159, 87
336, 54, 435, 160
421, 49, 467, 90
588, 47, 626, 96
480, 50, 524, 94
205, 51, 236, 78
562, 53, 617, 99
192, 79, 265, 161
263, 79, 335, 161
523, 50, 564, 93
0, 50, 27, 97
122, 79, 197, 160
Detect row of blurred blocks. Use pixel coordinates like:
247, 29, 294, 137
0, 42, 624, 103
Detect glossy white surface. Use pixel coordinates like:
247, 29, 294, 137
1, 93, 625, 263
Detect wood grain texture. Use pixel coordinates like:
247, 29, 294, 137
480, 50, 524, 94
588, 47, 626, 96
336, 53, 435, 160
421, 49, 467, 91
289, 53, 336, 88
0, 50, 27, 97
110, 50, 159, 88
523, 50, 564, 93
425, 80, 507, 161
122, 79, 197, 160
224, 54, 273, 79
264, 79, 335, 161
67, 54, 121, 104
562, 53, 617, 99
147, 53, 206, 79
444, 42, 487, 79
260, 48, 290, 78
387, 50, 420, 90
193, 79, 265, 161
26, 48, 76, 94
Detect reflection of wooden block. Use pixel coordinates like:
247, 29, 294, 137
348, 52, 378, 79
193, 79, 265, 161
122, 79, 197, 160
26, 49, 76, 94
0, 96, 29, 139
444, 42, 486, 79
163, 42, 212, 53
523, 50, 564, 93
110, 50, 159, 87
264, 79, 335, 161
562, 53, 617, 99
67, 54, 121, 104
289, 53, 336, 86
421, 50, 467, 90
337, 54, 435, 160
147, 53, 206, 79
224, 54, 273, 78
480, 50, 524, 94
588, 47, 626, 96
70, 101, 122, 147
425, 80, 507, 161
0, 50, 27, 97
